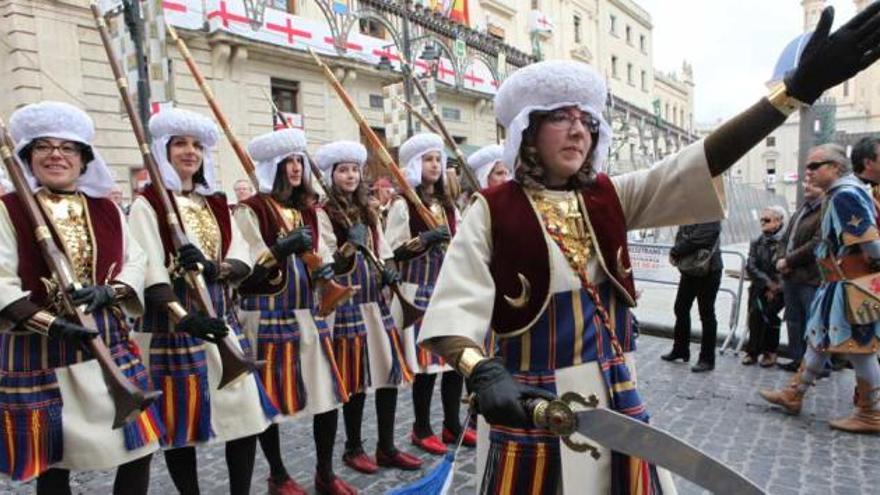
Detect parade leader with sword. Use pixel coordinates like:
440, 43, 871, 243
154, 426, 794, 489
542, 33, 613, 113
416, 4, 880, 494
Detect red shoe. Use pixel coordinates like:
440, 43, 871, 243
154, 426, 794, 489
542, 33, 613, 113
314, 473, 358, 495
342, 449, 378, 474
442, 426, 477, 448
376, 448, 423, 470
410, 430, 447, 455
268, 476, 307, 495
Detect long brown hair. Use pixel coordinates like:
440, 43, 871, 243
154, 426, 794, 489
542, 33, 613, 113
271, 156, 316, 210
327, 164, 377, 229
415, 153, 455, 211
514, 110, 599, 190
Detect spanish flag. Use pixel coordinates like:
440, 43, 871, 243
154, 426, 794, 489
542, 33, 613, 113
448, 0, 469, 25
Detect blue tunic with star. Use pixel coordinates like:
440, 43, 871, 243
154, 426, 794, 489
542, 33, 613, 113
807, 175, 880, 351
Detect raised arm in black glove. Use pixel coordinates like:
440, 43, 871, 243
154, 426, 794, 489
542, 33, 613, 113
418, 225, 450, 247
178, 244, 219, 281
467, 358, 556, 428
271, 226, 313, 260
176, 313, 229, 343
47, 317, 99, 341
786, 4, 880, 105
380, 266, 400, 288
70, 285, 115, 314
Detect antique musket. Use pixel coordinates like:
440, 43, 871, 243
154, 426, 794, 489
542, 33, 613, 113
526, 393, 765, 494
165, 23, 354, 316
400, 63, 481, 193
90, 2, 257, 388
306, 47, 439, 230
262, 89, 425, 329
0, 118, 161, 429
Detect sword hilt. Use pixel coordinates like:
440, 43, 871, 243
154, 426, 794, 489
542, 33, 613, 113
525, 393, 601, 459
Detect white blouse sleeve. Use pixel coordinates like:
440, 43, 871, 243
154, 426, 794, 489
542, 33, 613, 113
417, 195, 494, 347
127, 196, 172, 289
384, 198, 413, 251
612, 140, 727, 230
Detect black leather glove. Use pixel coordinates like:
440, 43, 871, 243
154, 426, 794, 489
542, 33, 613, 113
786, 5, 880, 104
311, 263, 335, 281
271, 226, 313, 259
346, 223, 368, 248
418, 225, 450, 247
176, 313, 229, 344
178, 244, 219, 281
467, 358, 556, 428
47, 317, 99, 341
380, 266, 400, 287
69, 285, 115, 314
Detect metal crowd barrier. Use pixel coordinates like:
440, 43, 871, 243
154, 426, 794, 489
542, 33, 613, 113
627, 242, 748, 356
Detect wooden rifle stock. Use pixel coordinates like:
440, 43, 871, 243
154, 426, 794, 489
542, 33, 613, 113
401, 64, 481, 193
89, 2, 255, 389
263, 89, 424, 327
0, 119, 160, 429
164, 23, 354, 315
306, 47, 439, 230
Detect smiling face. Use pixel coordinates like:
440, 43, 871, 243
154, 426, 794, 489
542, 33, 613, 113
29, 138, 85, 192
332, 162, 361, 194
420, 151, 443, 186
534, 106, 596, 187
167, 135, 205, 185
284, 155, 304, 187
486, 161, 510, 188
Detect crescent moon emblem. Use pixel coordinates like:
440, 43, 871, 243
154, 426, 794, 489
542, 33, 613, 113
504, 273, 531, 309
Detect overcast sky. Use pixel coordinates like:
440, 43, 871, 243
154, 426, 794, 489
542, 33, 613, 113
637, 0, 857, 125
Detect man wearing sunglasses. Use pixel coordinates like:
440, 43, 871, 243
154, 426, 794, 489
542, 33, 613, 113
761, 144, 880, 433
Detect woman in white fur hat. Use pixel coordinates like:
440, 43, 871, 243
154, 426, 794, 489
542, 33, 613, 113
315, 140, 423, 474
234, 128, 355, 495
384, 132, 475, 455
467, 144, 510, 190
128, 107, 276, 495
0, 101, 161, 493
416, 4, 880, 491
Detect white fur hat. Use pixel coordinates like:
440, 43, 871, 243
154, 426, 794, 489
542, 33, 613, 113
9, 101, 114, 197
314, 140, 367, 186
247, 128, 310, 193
399, 133, 447, 187
467, 144, 507, 189
494, 60, 611, 173
148, 108, 220, 194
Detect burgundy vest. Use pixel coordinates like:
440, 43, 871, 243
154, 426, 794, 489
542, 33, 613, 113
1, 192, 124, 306
483, 177, 636, 335
140, 186, 232, 266
326, 205, 381, 255
406, 197, 457, 237
236, 194, 319, 296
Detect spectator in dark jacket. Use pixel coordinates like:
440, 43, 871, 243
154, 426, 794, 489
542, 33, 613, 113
743, 206, 787, 367
662, 221, 723, 372
775, 182, 824, 371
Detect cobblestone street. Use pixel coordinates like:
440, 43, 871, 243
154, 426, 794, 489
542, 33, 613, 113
2, 335, 877, 494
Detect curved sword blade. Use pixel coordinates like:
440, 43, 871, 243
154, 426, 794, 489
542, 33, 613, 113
574, 408, 764, 494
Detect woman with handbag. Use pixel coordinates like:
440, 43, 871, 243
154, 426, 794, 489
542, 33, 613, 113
661, 221, 723, 372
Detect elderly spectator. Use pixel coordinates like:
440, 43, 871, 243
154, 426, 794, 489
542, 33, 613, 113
776, 181, 824, 371
232, 178, 255, 202
743, 206, 787, 367
662, 221, 723, 372
371, 177, 395, 227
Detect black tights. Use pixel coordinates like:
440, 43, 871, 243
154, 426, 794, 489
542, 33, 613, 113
412, 371, 464, 438
37, 453, 152, 495
259, 410, 339, 484
342, 388, 399, 453
164, 435, 257, 495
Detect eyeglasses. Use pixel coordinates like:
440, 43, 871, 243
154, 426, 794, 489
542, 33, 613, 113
805, 159, 835, 171
543, 110, 601, 133
31, 141, 81, 158
760, 218, 773, 224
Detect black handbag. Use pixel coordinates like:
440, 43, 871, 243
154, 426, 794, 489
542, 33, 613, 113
673, 238, 719, 277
